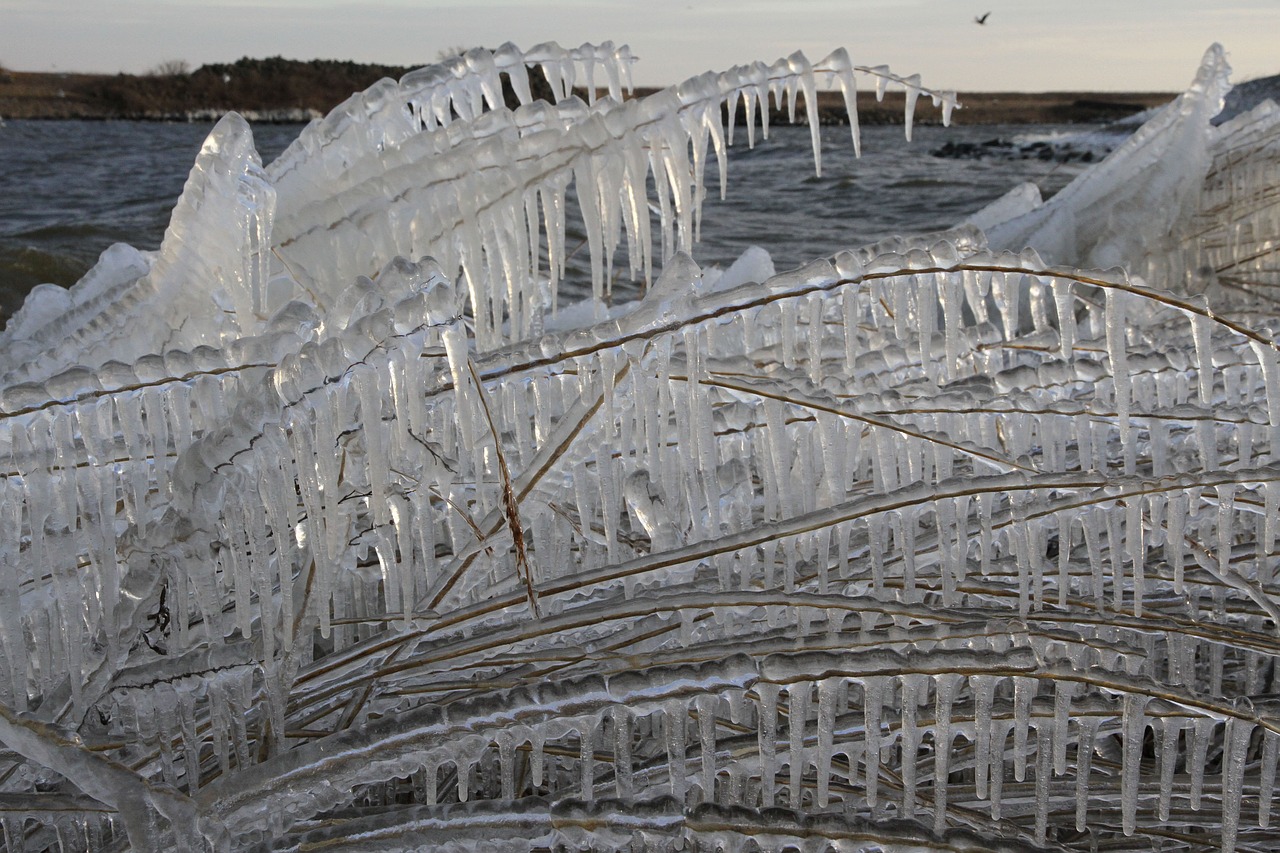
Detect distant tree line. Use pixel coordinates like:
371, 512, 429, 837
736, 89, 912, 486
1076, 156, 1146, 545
71, 55, 570, 118
1, 53, 571, 121
84, 57, 427, 115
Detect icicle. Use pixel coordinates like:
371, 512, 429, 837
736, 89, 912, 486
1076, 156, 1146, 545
153, 683, 181, 789
1034, 723, 1052, 845
1105, 288, 1134, 475
787, 682, 810, 808
524, 727, 545, 788
1189, 717, 1214, 810
1053, 277, 1076, 359
901, 73, 922, 142
820, 48, 861, 157
1075, 717, 1099, 831
1251, 339, 1280, 465
1012, 677, 1033, 783
424, 761, 439, 805
207, 677, 233, 778
1222, 717, 1253, 853
497, 733, 516, 800
899, 674, 922, 818
932, 674, 959, 834
1037, 678, 1067, 780
815, 678, 837, 808
872, 65, 890, 101
1260, 729, 1278, 828
1157, 718, 1179, 821
1168, 490, 1188, 592
613, 708, 633, 797
1217, 483, 1237, 590
229, 667, 254, 771
862, 676, 883, 809
787, 52, 822, 177
174, 682, 202, 794
938, 91, 958, 125
1192, 310, 1214, 406
580, 718, 597, 801
660, 700, 688, 803
1127, 497, 1145, 617
758, 682, 780, 807
696, 694, 717, 802
990, 720, 1009, 821
3, 817, 26, 853
1105, 508, 1126, 612
971, 675, 995, 801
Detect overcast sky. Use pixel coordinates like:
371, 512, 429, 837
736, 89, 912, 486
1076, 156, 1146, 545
2, 0, 1276, 92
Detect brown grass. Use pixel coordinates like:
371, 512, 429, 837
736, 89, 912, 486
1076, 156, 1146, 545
467, 358, 539, 618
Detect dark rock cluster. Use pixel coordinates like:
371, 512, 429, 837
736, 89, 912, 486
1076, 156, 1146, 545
932, 136, 1102, 163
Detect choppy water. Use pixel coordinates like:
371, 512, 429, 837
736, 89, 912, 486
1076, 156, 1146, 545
0, 119, 1097, 324
692, 123, 1093, 271
0, 121, 299, 321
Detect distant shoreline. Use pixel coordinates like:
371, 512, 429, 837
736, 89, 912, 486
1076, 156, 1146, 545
0, 61, 1176, 126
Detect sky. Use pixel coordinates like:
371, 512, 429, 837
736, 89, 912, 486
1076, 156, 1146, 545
1, 0, 1277, 92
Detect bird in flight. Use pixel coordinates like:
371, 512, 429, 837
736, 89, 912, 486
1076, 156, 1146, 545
975, 11, 991, 24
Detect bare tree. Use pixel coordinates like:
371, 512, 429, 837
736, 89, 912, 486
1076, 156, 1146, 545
150, 59, 191, 77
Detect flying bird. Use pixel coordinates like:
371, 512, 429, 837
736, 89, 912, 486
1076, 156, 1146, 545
975, 11, 991, 24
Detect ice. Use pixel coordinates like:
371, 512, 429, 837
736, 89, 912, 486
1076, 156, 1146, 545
2, 38, 1280, 853
0, 244, 151, 387
700, 245, 776, 294
931, 673, 958, 833
986, 43, 1233, 277
757, 682, 780, 807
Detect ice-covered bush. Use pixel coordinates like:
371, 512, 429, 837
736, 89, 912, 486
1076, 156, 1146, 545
0, 42, 1278, 853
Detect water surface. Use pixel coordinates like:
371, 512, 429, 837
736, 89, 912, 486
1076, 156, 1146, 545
0, 120, 300, 319
0, 119, 1096, 323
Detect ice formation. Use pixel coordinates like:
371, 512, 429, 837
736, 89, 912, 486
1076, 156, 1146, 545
0, 40, 1278, 853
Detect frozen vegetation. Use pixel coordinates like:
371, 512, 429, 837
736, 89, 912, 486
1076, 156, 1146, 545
0, 40, 1279, 852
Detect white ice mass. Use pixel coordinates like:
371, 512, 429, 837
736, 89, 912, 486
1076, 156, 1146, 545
0, 40, 1279, 852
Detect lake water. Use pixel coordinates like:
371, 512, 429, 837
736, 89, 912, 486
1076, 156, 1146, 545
0, 118, 1104, 324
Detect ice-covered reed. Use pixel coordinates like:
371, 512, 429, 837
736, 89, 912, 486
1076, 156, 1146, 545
0, 41, 1278, 853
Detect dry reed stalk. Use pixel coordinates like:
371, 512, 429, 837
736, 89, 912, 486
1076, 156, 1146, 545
468, 357, 540, 618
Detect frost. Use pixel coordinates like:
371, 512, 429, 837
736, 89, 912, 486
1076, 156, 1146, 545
1, 39, 1279, 853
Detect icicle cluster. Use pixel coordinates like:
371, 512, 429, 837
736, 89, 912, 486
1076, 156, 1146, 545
0, 41, 1277, 853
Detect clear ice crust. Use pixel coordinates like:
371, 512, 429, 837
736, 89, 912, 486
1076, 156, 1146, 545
1, 41, 1279, 853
